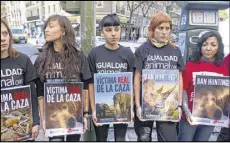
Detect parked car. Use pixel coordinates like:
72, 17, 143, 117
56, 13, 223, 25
11, 28, 28, 43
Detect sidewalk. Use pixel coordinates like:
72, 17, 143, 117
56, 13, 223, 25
35, 122, 220, 141
27, 38, 44, 49
27, 38, 38, 45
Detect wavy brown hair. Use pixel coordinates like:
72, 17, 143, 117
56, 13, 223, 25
1, 19, 19, 58
36, 15, 81, 81
147, 11, 176, 48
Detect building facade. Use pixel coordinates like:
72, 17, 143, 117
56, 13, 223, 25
25, 1, 43, 37
2, 1, 27, 29
5, 1, 181, 39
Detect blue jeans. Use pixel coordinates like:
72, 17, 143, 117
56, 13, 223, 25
93, 122, 128, 141
177, 119, 214, 141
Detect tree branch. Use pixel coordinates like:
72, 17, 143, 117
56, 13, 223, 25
143, 1, 155, 17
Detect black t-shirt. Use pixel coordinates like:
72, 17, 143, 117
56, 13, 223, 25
1, 52, 37, 88
1, 52, 40, 125
34, 50, 92, 97
134, 41, 185, 105
134, 41, 185, 72
87, 44, 135, 82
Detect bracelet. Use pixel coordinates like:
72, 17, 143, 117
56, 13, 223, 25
84, 114, 88, 119
83, 111, 89, 115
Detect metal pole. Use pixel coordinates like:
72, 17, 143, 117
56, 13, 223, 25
80, 1, 96, 141
80, 1, 96, 56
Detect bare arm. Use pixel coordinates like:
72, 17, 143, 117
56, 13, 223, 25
132, 87, 135, 108
134, 70, 141, 107
182, 90, 192, 117
38, 96, 44, 121
83, 90, 89, 112
88, 83, 95, 112
179, 72, 183, 106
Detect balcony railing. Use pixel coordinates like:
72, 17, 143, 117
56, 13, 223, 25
26, 2, 33, 7
27, 15, 39, 21
26, 1, 38, 7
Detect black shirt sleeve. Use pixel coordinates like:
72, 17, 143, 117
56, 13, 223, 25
34, 55, 45, 97
176, 48, 185, 72
26, 81, 40, 126
127, 49, 135, 73
23, 56, 40, 125
35, 78, 44, 97
134, 47, 143, 73
87, 49, 97, 83
24, 56, 37, 83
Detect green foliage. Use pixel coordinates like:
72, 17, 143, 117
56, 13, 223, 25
218, 10, 228, 21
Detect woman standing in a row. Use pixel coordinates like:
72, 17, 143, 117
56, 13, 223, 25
34, 15, 92, 141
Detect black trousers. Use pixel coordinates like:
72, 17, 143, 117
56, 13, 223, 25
217, 127, 230, 141
93, 121, 128, 141
49, 134, 81, 141
134, 112, 177, 141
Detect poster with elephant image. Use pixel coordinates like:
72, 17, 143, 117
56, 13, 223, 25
1, 85, 32, 141
94, 72, 133, 125
192, 75, 230, 127
44, 82, 83, 137
142, 69, 180, 121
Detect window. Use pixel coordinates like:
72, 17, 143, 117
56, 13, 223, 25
48, 5, 50, 14
59, 3, 62, 11
37, 9, 39, 15
43, 6, 45, 14
53, 5, 55, 13
96, 1, 103, 8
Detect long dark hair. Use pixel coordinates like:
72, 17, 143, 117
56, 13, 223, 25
1, 19, 19, 58
36, 15, 81, 81
190, 31, 225, 66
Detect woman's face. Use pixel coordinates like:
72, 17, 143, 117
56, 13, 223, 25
1, 23, 10, 53
45, 20, 63, 42
201, 36, 219, 60
153, 22, 171, 42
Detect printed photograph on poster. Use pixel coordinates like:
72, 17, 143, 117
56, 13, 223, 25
1, 85, 32, 141
94, 72, 133, 125
192, 75, 230, 127
44, 82, 83, 137
142, 69, 180, 121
